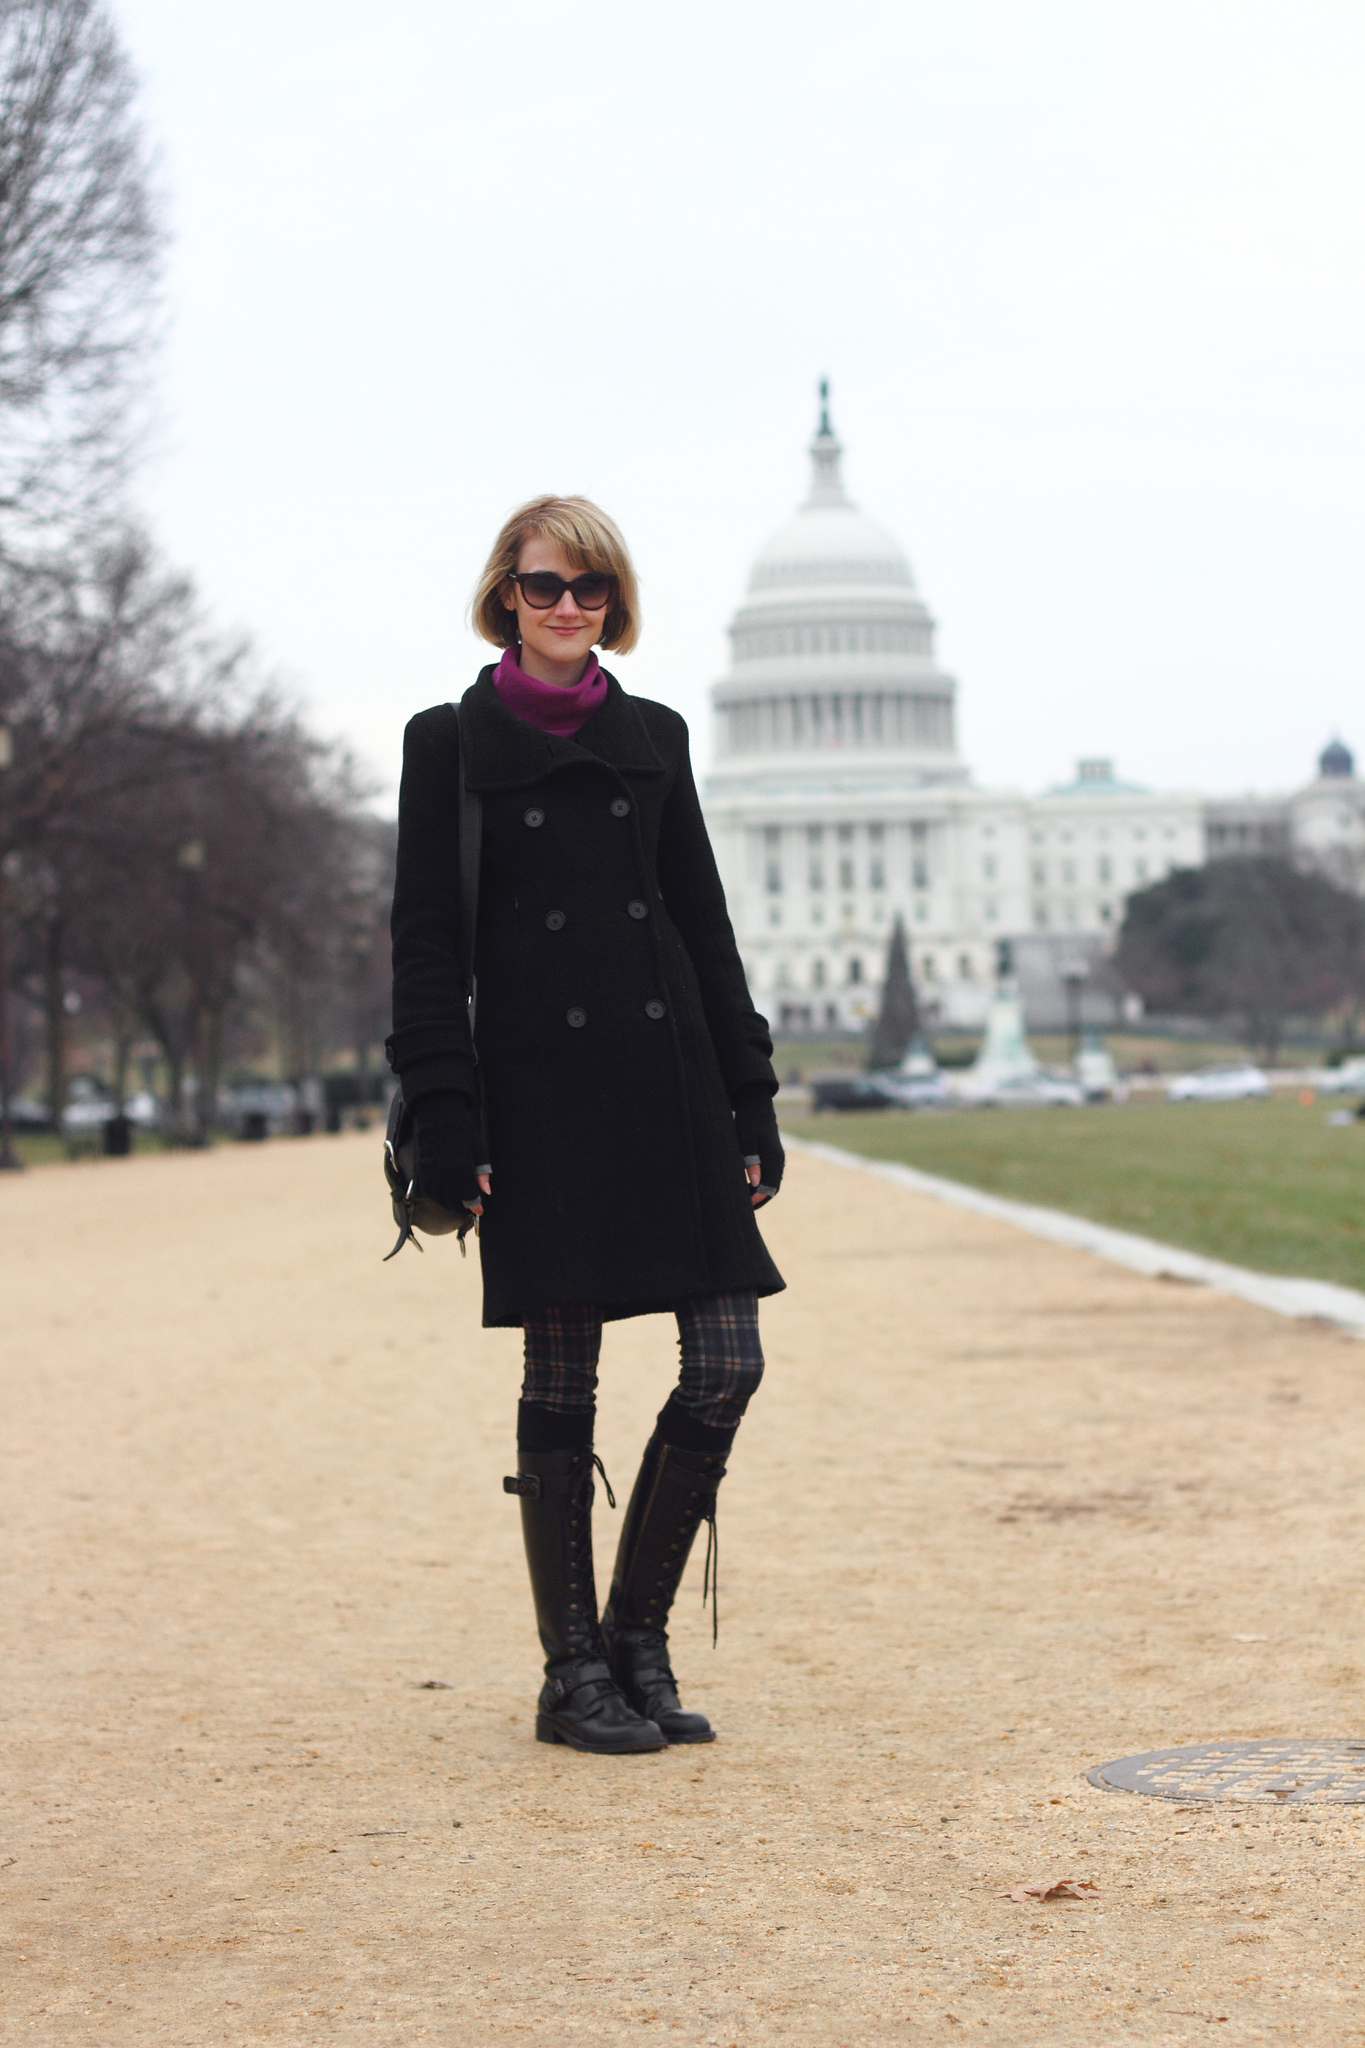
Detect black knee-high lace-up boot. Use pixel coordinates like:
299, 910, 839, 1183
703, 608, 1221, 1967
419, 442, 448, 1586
601, 1424, 728, 1745
505, 1447, 666, 1753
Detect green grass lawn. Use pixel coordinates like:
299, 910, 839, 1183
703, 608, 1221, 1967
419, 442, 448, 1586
780, 1097, 1365, 1291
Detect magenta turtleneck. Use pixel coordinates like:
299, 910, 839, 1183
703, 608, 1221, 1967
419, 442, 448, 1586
492, 645, 606, 737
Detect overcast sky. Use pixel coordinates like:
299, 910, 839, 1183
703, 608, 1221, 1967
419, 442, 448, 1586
114, 0, 1365, 810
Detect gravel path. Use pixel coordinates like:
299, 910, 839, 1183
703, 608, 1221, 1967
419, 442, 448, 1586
4, 1130, 1363, 2044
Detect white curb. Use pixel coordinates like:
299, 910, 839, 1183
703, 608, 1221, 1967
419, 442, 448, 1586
786, 1135, 1365, 1340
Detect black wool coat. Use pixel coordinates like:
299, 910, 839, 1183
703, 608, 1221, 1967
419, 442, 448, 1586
387, 668, 785, 1328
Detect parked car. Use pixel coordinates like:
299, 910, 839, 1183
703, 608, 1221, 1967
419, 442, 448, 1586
60, 1075, 116, 1133
1316, 1057, 1365, 1095
964, 1070, 1085, 1108
810, 1073, 894, 1113
121, 1090, 161, 1129
1166, 1063, 1271, 1103
874, 1068, 953, 1109
5, 1097, 51, 1130
221, 1082, 299, 1138
58, 1080, 161, 1133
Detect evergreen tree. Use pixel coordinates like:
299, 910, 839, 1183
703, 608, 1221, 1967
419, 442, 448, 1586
866, 914, 919, 1069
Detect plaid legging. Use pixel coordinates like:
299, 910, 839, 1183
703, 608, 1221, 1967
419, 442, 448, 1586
521, 1290, 764, 1432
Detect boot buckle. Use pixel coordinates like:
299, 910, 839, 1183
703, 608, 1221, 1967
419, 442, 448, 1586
504, 1474, 542, 1498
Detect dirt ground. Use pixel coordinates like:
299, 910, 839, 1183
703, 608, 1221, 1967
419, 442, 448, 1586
3, 1130, 1364, 2046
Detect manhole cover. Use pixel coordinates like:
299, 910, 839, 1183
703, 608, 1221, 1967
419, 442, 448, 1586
1088, 1739, 1365, 1804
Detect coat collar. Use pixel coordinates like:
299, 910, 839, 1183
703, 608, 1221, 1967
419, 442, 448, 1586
458, 667, 666, 792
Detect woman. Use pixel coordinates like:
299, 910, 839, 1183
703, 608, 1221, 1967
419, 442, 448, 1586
387, 495, 785, 1754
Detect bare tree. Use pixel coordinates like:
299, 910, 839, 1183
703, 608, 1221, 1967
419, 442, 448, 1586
0, 531, 201, 1114
1117, 857, 1365, 1062
0, 0, 162, 537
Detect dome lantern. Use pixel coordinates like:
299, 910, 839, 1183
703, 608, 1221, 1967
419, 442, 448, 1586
804, 378, 852, 510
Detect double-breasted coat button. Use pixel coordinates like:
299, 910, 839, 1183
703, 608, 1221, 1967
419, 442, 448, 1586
609, 797, 631, 818
627, 899, 648, 919
566, 1007, 587, 1029
644, 999, 666, 1020
524, 806, 545, 828
545, 910, 566, 930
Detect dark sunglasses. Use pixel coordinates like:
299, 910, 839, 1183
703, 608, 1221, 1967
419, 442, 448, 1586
509, 570, 615, 611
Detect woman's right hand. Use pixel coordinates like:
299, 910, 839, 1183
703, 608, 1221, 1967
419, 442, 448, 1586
410, 1091, 487, 1215
733, 1081, 784, 1207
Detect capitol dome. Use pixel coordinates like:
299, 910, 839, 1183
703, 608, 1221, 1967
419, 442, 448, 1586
709, 389, 964, 789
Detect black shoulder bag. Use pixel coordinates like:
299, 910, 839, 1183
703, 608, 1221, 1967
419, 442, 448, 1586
383, 700, 483, 1261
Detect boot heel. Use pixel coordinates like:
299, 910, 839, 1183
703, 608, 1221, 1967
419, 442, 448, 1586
535, 1714, 565, 1745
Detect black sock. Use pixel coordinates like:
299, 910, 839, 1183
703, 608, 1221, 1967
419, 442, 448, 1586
517, 1400, 595, 1454
655, 1391, 738, 1459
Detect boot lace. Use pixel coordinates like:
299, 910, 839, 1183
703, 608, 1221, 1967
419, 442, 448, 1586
701, 1504, 719, 1647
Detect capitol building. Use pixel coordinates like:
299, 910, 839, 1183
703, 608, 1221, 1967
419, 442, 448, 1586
703, 396, 1365, 1032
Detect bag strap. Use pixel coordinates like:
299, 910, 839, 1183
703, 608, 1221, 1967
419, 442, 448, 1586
454, 697, 483, 1032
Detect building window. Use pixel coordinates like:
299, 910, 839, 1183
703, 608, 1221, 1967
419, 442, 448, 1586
1098, 856, 1112, 883
768, 905, 781, 926
921, 953, 937, 982
838, 857, 854, 890
957, 953, 974, 981
1134, 859, 1148, 881
1100, 902, 1112, 922
982, 855, 997, 881
763, 825, 782, 893
812, 958, 826, 989
869, 858, 885, 889
915, 900, 928, 921
825, 1002, 839, 1028
912, 858, 928, 889
811, 901, 824, 924
1031, 861, 1046, 886
1033, 903, 1048, 928
1061, 859, 1075, 884
847, 957, 863, 985
984, 899, 997, 921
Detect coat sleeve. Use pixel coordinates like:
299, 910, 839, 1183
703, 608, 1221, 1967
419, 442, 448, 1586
654, 716, 779, 1103
385, 704, 477, 1105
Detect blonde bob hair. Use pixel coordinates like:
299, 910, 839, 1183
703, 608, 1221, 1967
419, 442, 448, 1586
471, 495, 640, 655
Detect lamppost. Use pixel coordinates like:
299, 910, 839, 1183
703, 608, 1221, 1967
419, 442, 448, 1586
0, 723, 21, 1171
351, 924, 373, 1098
177, 838, 210, 1145
1060, 958, 1089, 1063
